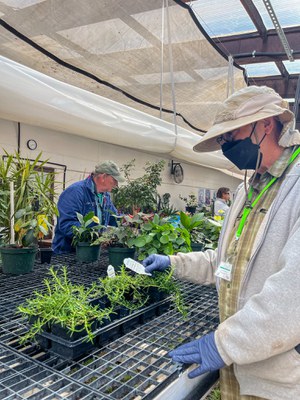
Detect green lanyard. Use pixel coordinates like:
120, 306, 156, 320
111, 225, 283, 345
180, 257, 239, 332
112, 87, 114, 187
236, 146, 300, 240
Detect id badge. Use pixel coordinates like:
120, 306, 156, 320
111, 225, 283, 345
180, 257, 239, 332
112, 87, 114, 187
215, 261, 233, 281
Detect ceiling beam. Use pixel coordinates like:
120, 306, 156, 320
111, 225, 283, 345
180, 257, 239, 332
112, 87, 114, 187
240, 0, 267, 39
248, 74, 299, 98
213, 26, 300, 64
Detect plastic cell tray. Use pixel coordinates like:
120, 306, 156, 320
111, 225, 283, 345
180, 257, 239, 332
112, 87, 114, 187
36, 298, 172, 360
0, 251, 219, 399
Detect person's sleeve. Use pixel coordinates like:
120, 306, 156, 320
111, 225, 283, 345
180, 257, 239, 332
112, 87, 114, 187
169, 248, 218, 285
215, 223, 300, 366
56, 187, 84, 238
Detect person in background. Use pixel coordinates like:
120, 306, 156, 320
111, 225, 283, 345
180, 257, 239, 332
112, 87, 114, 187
53, 160, 124, 254
143, 85, 300, 400
214, 187, 230, 217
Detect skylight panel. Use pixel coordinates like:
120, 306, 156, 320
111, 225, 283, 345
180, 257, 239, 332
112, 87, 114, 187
188, 0, 257, 37
252, 0, 300, 29
283, 60, 300, 75
241, 62, 280, 77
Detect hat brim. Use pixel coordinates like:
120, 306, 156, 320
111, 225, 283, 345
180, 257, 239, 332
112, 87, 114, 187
114, 174, 125, 183
193, 108, 293, 153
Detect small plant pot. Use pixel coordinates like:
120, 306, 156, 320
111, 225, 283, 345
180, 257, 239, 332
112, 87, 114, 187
0, 246, 37, 275
39, 248, 53, 264
190, 242, 204, 252
76, 242, 100, 263
185, 206, 197, 214
108, 247, 135, 268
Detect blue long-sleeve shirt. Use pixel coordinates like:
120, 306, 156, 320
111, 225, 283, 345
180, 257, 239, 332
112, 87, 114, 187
52, 176, 117, 254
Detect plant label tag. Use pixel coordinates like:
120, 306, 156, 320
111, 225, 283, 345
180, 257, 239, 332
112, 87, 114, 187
215, 262, 232, 281
124, 258, 152, 276
107, 265, 116, 278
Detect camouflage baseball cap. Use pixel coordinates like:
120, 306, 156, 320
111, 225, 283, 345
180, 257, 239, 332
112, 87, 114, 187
94, 160, 125, 182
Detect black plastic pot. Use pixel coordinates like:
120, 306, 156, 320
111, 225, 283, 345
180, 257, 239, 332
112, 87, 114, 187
185, 206, 197, 214
39, 248, 53, 264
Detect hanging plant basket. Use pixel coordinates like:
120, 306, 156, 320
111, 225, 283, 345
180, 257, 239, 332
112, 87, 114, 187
0, 246, 38, 275
76, 243, 100, 263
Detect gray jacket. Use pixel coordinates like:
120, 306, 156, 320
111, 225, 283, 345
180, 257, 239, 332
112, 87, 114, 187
170, 160, 300, 400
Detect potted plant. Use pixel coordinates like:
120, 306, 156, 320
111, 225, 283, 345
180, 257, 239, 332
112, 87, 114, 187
112, 159, 165, 215
179, 211, 222, 251
93, 214, 143, 267
179, 193, 198, 214
0, 151, 58, 274
71, 212, 103, 262
131, 213, 191, 260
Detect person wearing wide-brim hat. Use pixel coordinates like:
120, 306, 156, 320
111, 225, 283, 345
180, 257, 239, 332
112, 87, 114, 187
142, 86, 300, 400
53, 160, 125, 254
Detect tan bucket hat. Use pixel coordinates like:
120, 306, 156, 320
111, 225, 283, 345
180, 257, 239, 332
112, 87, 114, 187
193, 86, 294, 153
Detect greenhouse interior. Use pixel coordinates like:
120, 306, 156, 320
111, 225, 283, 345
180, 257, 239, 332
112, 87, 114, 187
1, 1, 300, 399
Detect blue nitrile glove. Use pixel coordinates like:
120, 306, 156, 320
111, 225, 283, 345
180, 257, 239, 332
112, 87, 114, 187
142, 254, 170, 274
169, 332, 225, 379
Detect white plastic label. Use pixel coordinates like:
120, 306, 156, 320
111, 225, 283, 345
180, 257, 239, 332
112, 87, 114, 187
124, 258, 152, 276
215, 262, 233, 282
107, 265, 116, 278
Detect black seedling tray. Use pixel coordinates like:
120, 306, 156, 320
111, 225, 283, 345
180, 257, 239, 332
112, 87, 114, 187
36, 298, 171, 360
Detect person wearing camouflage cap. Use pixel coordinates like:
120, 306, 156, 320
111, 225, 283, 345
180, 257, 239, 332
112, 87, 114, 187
143, 86, 300, 399
53, 160, 124, 254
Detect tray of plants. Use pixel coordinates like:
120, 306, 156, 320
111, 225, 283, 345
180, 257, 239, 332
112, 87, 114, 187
18, 265, 187, 360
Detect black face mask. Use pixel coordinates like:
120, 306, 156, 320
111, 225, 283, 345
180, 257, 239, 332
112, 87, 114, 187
221, 137, 262, 170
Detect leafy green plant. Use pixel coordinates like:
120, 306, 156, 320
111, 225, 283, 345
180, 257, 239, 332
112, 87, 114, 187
135, 268, 188, 317
179, 193, 198, 208
157, 192, 179, 217
13, 206, 51, 247
92, 214, 142, 249
112, 159, 165, 214
180, 211, 222, 250
17, 266, 112, 343
99, 266, 187, 316
98, 266, 149, 311
71, 212, 103, 247
131, 214, 191, 260
0, 150, 58, 245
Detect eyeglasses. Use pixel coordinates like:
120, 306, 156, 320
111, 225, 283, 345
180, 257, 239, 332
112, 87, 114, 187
217, 131, 234, 144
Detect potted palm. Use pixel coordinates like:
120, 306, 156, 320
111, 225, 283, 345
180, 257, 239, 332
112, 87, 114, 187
71, 212, 103, 262
0, 151, 58, 274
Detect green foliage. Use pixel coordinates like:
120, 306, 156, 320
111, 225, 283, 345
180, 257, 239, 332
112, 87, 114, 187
207, 385, 221, 400
99, 266, 187, 316
112, 159, 165, 214
17, 266, 113, 343
13, 207, 51, 247
179, 211, 222, 249
93, 214, 143, 248
71, 212, 103, 246
18, 266, 187, 344
179, 193, 198, 208
98, 266, 149, 311
0, 150, 58, 246
157, 192, 179, 217
131, 213, 191, 260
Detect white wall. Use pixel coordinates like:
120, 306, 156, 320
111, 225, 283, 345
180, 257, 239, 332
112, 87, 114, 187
0, 118, 242, 210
